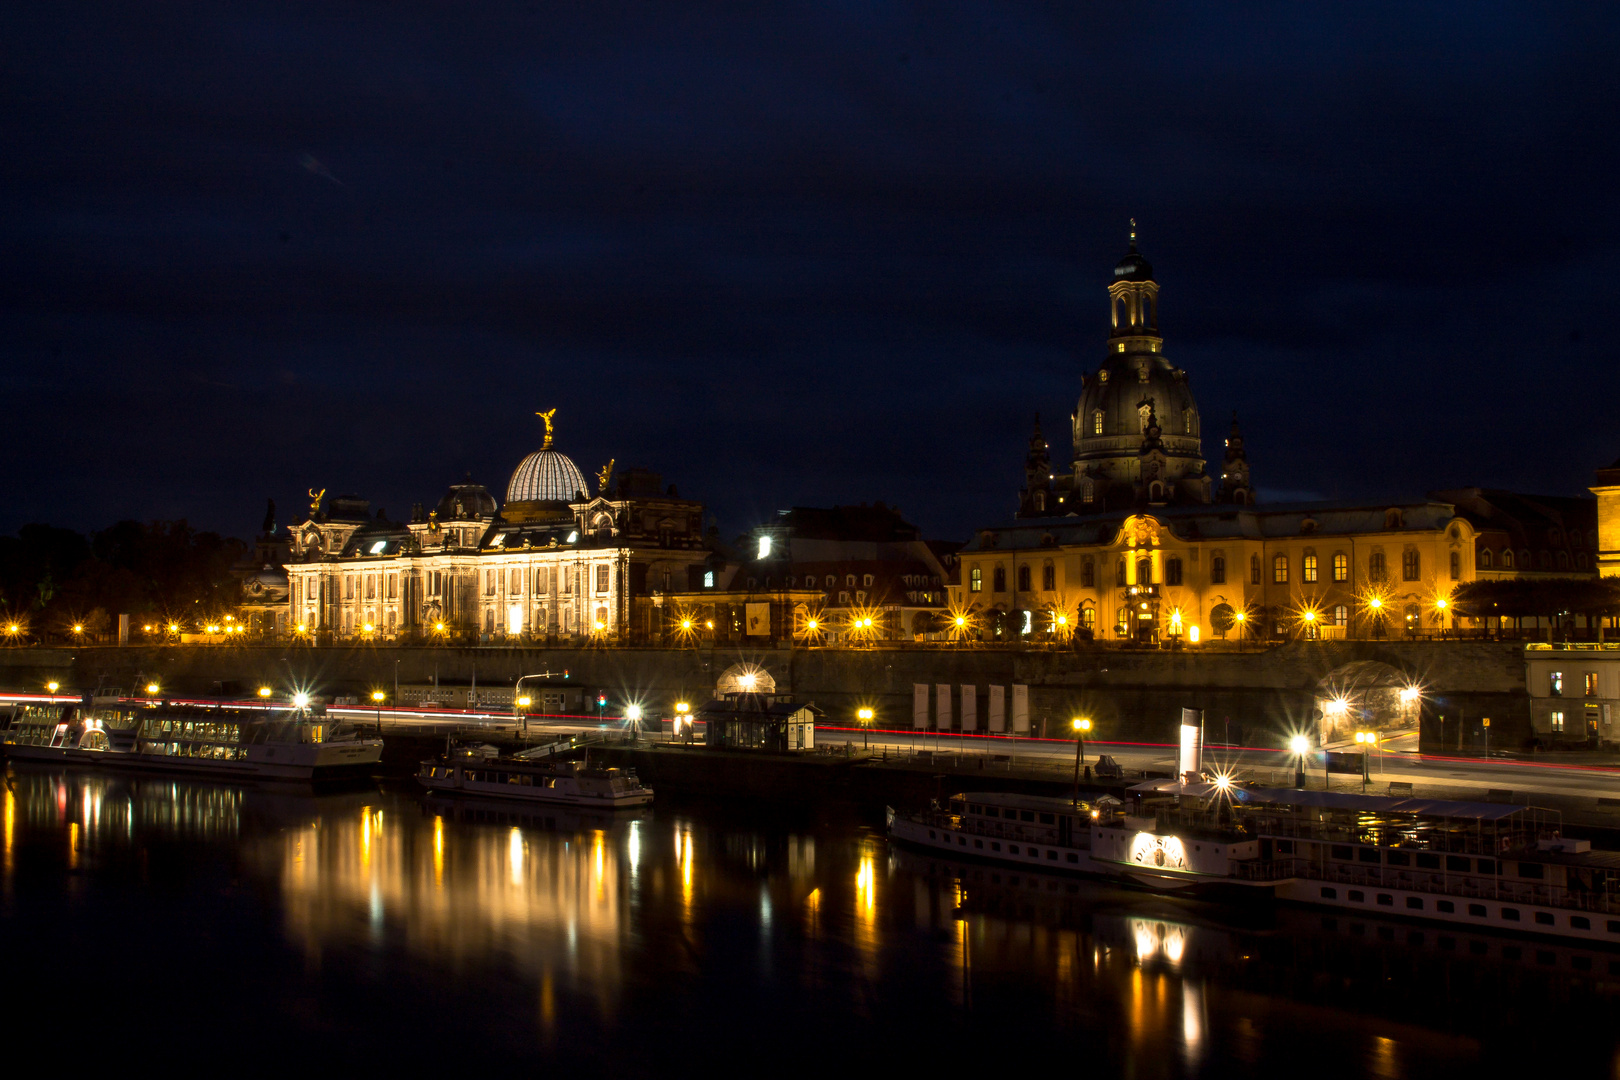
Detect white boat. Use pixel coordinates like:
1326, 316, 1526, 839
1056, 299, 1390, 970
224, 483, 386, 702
888, 780, 1620, 945
1, 699, 382, 781
417, 746, 653, 809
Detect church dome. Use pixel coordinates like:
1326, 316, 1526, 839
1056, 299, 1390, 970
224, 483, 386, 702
436, 480, 498, 520
1113, 248, 1154, 283
506, 449, 587, 505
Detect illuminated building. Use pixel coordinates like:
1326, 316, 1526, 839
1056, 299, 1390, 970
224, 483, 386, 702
958, 230, 1595, 644
282, 412, 712, 642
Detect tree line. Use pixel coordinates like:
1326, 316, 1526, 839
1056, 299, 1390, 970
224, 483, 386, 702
0, 521, 246, 641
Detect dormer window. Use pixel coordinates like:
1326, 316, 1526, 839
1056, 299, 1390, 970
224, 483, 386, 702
368, 540, 387, 555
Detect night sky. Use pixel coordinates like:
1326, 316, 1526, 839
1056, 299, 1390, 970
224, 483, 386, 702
5, 4, 1619, 543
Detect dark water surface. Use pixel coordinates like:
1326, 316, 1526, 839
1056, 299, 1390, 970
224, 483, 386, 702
1, 765, 1615, 1076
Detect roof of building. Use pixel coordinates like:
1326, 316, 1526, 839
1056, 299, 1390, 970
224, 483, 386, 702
507, 448, 588, 505
435, 480, 498, 521
963, 497, 1462, 552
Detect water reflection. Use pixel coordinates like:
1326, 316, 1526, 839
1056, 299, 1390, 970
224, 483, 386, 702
5, 765, 1620, 1074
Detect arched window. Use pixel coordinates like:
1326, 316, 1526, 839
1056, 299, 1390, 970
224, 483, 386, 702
1092, 411, 1104, 436
1480, 549, 1493, 568
970, 567, 982, 592
1034, 492, 1046, 512
1080, 605, 1096, 631
1450, 551, 1460, 579
1368, 552, 1386, 581
1211, 555, 1226, 583
1166, 557, 1183, 586
1149, 482, 1165, 502
1501, 549, 1513, 569
993, 566, 1006, 592
1017, 565, 1031, 592
1081, 559, 1095, 588
1303, 553, 1318, 583
1250, 554, 1261, 585
1272, 554, 1288, 584
1041, 563, 1055, 591
1557, 550, 1570, 570
1402, 550, 1420, 581
1080, 476, 1095, 503
1137, 558, 1152, 585
1117, 559, 1127, 585
1333, 605, 1348, 626
1182, 407, 1193, 435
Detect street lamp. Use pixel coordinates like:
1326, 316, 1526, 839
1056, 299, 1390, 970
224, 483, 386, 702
1354, 730, 1376, 789
371, 689, 386, 734
674, 700, 691, 741
47, 681, 60, 694
292, 692, 311, 710
1289, 733, 1311, 788
857, 706, 875, 748
257, 686, 273, 699
1071, 717, 1092, 802
146, 682, 161, 696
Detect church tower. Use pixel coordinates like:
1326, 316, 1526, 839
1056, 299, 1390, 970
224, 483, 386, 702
1217, 412, 1255, 505
1018, 414, 1053, 516
1066, 223, 1210, 510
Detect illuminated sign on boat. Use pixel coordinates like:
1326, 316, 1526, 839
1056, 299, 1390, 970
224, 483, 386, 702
1130, 832, 1187, 870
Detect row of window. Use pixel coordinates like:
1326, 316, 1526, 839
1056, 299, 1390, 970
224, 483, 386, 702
1548, 671, 1603, 697
1318, 888, 1599, 931
966, 547, 1447, 593
483, 565, 609, 596
1481, 548, 1588, 571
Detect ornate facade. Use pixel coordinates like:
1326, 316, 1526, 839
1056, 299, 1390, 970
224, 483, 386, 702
961, 230, 1594, 642
282, 415, 711, 642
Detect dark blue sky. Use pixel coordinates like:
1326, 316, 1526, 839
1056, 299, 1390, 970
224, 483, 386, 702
4, 3, 1618, 542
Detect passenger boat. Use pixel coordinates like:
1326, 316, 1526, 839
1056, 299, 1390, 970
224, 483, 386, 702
417, 745, 653, 808
888, 780, 1620, 945
0, 699, 382, 781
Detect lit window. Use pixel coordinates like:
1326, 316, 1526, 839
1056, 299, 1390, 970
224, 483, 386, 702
1551, 711, 1565, 733
970, 567, 983, 593
1092, 411, 1104, 435
1333, 605, 1348, 627
1272, 554, 1288, 584
1302, 553, 1317, 583
369, 540, 387, 555
757, 535, 773, 560
1332, 553, 1348, 582
704, 570, 715, 588
1586, 672, 1599, 697
1550, 671, 1563, 696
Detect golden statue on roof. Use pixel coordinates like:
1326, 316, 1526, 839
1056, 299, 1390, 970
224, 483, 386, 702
536, 408, 557, 450
597, 458, 615, 495
307, 488, 325, 516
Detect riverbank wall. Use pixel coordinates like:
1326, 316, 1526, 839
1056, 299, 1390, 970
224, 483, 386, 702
0, 639, 1532, 750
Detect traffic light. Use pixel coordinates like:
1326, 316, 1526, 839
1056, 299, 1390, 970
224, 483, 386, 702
597, 694, 606, 707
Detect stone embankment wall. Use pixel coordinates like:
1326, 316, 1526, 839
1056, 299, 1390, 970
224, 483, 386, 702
0, 639, 1531, 749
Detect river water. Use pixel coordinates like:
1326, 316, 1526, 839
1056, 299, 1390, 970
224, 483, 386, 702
0, 765, 1614, 1076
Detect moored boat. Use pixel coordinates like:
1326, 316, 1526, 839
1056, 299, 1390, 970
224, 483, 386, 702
417, 745, 653, 808
1, 699, 382, 781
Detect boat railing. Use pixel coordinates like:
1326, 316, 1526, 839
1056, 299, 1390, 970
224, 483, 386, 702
910, 810, 1068, 847
1231, 858, 1307, 882
1304, 860, 1620, 914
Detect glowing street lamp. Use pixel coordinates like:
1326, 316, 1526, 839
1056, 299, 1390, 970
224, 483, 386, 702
46, 681, 60, 694
1071, 717, 1093, 801
674, 700, 692, 741
292, 692, 311, 710
257, 686, 273, 698
371, 689, 386, 733
857, 705, 875, 748
1289, 733, 1311, 788
145, 682, 161, 696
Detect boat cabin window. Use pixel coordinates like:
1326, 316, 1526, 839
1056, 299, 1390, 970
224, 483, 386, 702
1446, 856, 1470, 873
1275, 840, 1293, 854
1517, 862, 1544, 879
1386, 851, 1409, 867
1038, 813, 1055, 824
1416, 853, 1440, 870
1020, 811, 1034, 822
1358, 848, 1380, 864
1477, 858, 1497, 875
1331, 845, 1353, 861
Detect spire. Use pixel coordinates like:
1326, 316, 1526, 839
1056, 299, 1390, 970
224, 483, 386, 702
1128, 217, 1137, 250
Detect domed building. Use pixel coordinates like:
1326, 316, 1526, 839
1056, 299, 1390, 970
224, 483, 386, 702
282, 410, 713, 644
1019, 225, 1218, 517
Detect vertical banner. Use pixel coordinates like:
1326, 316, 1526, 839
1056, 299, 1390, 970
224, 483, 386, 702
960, 685, 978, 732
935, 684, 952, 731
1011, 684, 1030, 734
1179, 708, 1203, 779
913, 684, 929, 730
988, 685, 1006, 733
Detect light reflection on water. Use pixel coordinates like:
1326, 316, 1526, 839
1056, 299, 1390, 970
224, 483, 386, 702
3, 765, 1620, 1075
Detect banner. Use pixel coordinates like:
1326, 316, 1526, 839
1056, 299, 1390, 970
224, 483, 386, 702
935, 684, 952, 731
988, 685, 1005, 733
913, 684, 929, 730
745, 603, 771, 637
1011, 684, 1029, 734
960, 685, 977, 732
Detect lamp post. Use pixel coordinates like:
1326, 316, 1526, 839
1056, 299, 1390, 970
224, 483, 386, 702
371, 689, 386, 735
1289, 734, 1310, 788
625, 703, 642, 744
857, 706, 874, 748
1071, 717, 1091, 803
1353, 731, 1374, 790
674, 701, 691, 742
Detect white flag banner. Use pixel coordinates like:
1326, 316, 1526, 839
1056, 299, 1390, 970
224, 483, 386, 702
960, 685, 978, 732
1011, 684, 1030, 734
913, 684, 929, 730
988, 685, 1006, 733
